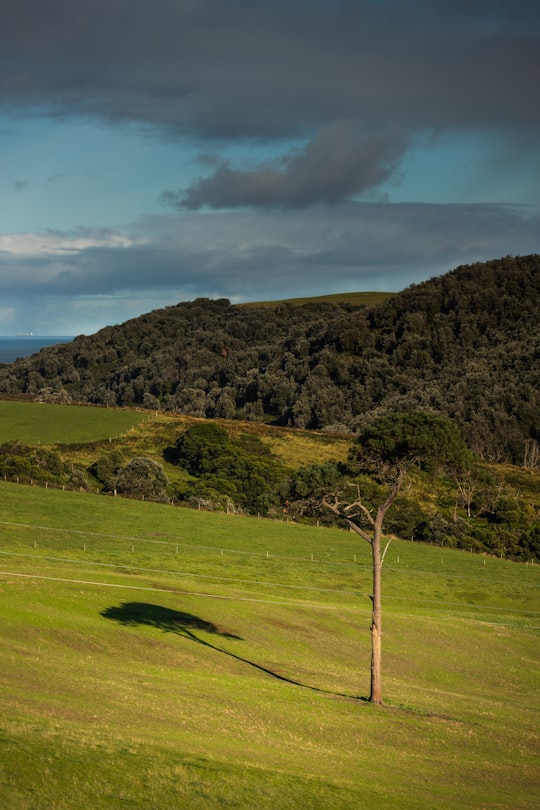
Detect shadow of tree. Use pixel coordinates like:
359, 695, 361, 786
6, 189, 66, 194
101, 601, 359, 700
101, 602, 241, 639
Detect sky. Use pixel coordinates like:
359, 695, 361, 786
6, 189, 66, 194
1, 0, 539, 336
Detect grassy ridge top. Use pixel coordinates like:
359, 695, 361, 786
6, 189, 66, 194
239, 290, 395, 308
0, 481, 539, 808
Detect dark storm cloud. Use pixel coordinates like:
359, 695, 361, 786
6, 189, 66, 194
1, 202, 538, 303
1, 1, 539, 208
2, 0, 538, 133
170, 123, 408, 209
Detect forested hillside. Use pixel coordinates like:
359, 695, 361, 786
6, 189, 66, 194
0, 254, 538, 464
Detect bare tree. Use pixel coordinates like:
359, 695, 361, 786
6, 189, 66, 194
523, 438, 540, 470
322, 411, 472, 706
324, 470, 404, 705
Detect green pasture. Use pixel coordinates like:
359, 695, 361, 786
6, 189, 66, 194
0, 400, 150, 445
0, 481, 538, 808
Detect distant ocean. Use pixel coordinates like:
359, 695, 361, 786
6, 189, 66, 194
0, 336, 75, 364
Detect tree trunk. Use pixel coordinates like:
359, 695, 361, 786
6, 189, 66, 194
369, 519, 383, 704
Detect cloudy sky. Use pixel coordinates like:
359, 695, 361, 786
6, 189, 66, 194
1, 0, 539, 335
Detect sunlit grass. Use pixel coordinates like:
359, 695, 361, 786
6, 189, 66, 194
240, 291, 395, 308
0, 400, 354, 480
0, 481, 539, 808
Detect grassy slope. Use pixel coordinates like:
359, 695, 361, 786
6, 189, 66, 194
240, 291, 395, 308
0, 481, 538, 809
2, 401, 536, 537
0, 401, 353, 490
0, 400, 150, 445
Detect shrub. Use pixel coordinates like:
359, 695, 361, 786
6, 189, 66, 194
115, 457, 169, 501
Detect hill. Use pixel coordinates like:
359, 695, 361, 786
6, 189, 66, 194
0, 254, 538, 463
0, 482, 539, 808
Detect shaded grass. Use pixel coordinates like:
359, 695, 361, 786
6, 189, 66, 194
0, 400, 149, 444
0, 482, 539, 808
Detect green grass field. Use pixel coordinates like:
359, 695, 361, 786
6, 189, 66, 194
0, 400, 151, 445
1, 480, 538, 809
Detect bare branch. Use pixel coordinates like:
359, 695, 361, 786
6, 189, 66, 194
322, 496, 373, 545
344, 482, 376, 526
380, 538, 393, 566
345, 519, 373, 545
346, 499, 375, 527
321, 496, 342, 515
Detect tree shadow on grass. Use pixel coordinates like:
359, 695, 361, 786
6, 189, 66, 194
101, 601, 360, 701
101, 602, 241, 639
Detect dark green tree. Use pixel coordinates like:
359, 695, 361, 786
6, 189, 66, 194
289, 462, 342, 500
171, 423, 286, 515
115, 457, 169, 501
0, 441, 67, 485
173, 423, 232, 474
89, 450, 125, 491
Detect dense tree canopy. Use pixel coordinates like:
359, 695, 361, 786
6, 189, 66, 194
169, 423, 287, 515
348, 411, 473, 479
